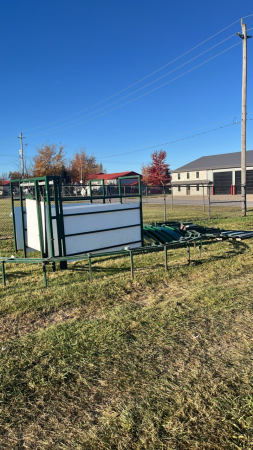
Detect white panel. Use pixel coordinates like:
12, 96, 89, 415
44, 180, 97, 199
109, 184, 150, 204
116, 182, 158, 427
62, 202, 141, 255
14, 201, 142, 257
44, 206, 59, 257
65, 226, 142, 255
64, 209, 140, 235
26, 199, 46, 252
14, 206, 24, 250
13, 206, 37, 253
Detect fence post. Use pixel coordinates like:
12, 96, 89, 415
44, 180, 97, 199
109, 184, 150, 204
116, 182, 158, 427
171, 187, 173, 210
146, 185, 148, 203
243, 184, 247, 216
202, 184, 205, 212
163, 185, 166, 222
208, 185, 211, 219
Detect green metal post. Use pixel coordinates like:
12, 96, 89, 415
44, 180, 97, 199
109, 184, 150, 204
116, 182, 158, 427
187, 244, 190, 264
199, 239, 202, 258
45, 177, 55, 271
53, 177, 67, 270
208, 186, 211, 219
1, 262, 6, 286
118, 178, 122, 204
53, 178, 62, 257
164, 245, 168, 271
89, 181, 93, 203
34, 180, 45, 258
57, 177, 67, 269
138, 175, 144, 247
19, 182, 27, 258
102, 179, 105, 204
88, 253, 93, 282
42, 262, 47, 287
10, 181, 17, 252
163, 185, 166, 222
130, 251, 134, 278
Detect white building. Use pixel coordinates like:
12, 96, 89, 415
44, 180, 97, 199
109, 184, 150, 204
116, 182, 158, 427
172, 150, 253, 195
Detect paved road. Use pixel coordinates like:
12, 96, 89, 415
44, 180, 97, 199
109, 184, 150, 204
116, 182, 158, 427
143, 195, 253, 208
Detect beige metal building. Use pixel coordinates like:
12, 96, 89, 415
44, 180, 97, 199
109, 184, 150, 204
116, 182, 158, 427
172, 150, 253, 195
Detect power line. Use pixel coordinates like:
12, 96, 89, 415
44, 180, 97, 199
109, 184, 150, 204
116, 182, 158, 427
1, 159, 20, 166
25, 33, 237, 136
27, 42, 241, 138
23, 17, 241, 133
98, 116, 239, 156
98, 121, 241, 160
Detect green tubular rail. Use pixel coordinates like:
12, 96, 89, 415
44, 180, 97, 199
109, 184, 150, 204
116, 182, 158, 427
1, 228, 201, 287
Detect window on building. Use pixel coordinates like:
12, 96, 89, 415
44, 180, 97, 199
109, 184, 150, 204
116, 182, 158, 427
196, 172, 199, 178
187, 173, 190, 179
196, 184, 199, 191
178, 186, 181, 192
178, 173, 180, 180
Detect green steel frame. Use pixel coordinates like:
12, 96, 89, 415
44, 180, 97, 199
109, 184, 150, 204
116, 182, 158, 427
10, 174, 143, 265
1, 235, 202, 288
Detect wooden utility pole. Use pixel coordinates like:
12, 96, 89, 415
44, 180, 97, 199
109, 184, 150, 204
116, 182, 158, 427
237, 19, 252, 215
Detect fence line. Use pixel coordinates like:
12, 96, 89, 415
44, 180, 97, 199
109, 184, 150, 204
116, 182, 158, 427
0, 183, 251, 238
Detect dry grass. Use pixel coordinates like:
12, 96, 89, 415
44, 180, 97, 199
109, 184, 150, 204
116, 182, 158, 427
1, 205, 253, 449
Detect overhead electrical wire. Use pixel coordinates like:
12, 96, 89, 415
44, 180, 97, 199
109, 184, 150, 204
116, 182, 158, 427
26, 41, 241, 138
98, 121, 241, 160
23, 17, 241, 133
1, 159, 20, 166
25, 34, 238, 137
98, 116, 239, 157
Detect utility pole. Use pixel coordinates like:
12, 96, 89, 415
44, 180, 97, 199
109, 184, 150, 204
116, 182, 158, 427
17, 131, 26, 179
237, 19, 252, 215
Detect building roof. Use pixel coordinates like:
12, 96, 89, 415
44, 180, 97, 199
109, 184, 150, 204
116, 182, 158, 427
88, 171, 141, 181
173, 150, 253, 173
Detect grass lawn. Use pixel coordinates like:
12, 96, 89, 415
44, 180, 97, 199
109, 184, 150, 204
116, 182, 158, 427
1, 204, 253, 449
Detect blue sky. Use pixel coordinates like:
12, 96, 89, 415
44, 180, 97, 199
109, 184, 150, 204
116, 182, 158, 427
1, 0, 253, 177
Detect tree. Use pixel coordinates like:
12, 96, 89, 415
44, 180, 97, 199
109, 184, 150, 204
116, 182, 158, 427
68, 148, 104, 184
146, 150, 171, 185
9, 171, 22, 180
141, 163, 151, 185
0, 172, 9, 182
33, 143, 66, 177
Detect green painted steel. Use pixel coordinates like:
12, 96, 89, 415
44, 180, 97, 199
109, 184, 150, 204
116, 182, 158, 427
1, 262, 6, 286
19, 182, 27, 258
130, 251, 134, 278
10, 181, 17, 252
88, 253, 93, 282
45, 177, 55, 260
10, 175, 144, 262
62, 206, 139, 217
34, 180, 45, 258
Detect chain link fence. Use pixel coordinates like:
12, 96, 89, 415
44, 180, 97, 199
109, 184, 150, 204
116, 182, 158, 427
1, 182, 251, 238
0, 185, 13, 238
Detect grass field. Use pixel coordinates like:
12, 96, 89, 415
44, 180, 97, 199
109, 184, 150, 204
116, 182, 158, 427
1, 204, 253, 449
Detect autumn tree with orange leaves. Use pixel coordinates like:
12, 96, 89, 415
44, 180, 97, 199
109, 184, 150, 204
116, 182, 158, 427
141, 163, 151, 185
33, 143, 66, 177
68, 149, 104, 184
